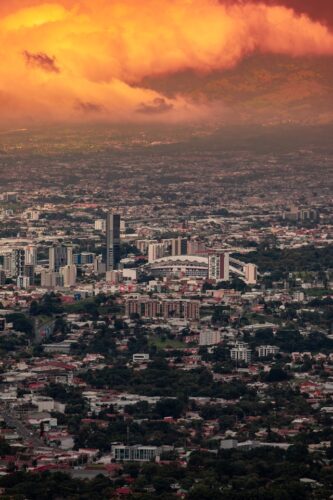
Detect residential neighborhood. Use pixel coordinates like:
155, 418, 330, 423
0, 126, 332, 498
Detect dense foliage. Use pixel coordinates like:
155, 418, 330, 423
1, 445, 333, 499
82, 361, 251, 399
242, 244, 333, 275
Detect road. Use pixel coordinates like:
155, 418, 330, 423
0, 403, 52, 449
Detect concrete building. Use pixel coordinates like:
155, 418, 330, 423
257, 345, 280, 358
136, 239, 158, 254
23, 264, 35, 285
0, 270, 6, 285
95, 219, 106, 231
60, 264, 77, 287
49, 244, 73, 272
10, 249, 25, 277
133, 353, 150, 363
112, 444, 160, 462
25, 245, 38, 266
230, 343, 252, 363
209, 253, 230, 281
126, 298, 200, 320
41, 269, 62, 288
25, 210, 40, 221
17, 275, 30, 289
122, 268, 137, 281
284, 206, 319, 223
94, 255, 106, 275
73, 252, 94, 265
199, 330, 222, 346
2, 253, 12, 276
106, 212, 121, 272
148, 243, 166, 263
171, 237, 187, 257
244, 263, 258, 285
187, 239, 207, 255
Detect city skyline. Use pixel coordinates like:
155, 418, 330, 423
0, 2, 333, 498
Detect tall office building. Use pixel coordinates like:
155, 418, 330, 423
10, 249, 26, 277
94, 255, 106, 275
23, 264, 35, 285
41, 269, 62, 288
106, 212, 121, 272
25, 245, 38, 266
208, 253, 230, 281
60, 264, 77, 287
2, 253, 12, 276
171, 237, 188, 257
148, 243, 166, 263
49, 244, 73, 272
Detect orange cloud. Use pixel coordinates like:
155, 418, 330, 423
0, 0, 333, 123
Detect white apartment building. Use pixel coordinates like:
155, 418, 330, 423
257, 345, 280, 358
41, 269, 62, 288
148, 243, 167, 263
94, 219, 106, 231
230, 342, 252, 363
25, 245, 38, 266
208, 253, 230, 281
112, 444, 160, 462
16, 275, 30, 289
60, 264, 77, 287
199, 330, 222, 346
133, 353, 150, 363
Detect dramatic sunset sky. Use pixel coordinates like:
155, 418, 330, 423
1, 0, 333, 124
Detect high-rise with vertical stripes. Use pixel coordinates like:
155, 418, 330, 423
106, 212, 121, 272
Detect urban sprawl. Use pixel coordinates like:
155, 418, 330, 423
0, 127, 332, 498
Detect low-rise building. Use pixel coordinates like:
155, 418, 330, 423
257, 345, 280, 358
111, 444, 160, 462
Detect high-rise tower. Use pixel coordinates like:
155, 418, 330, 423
208, 253, 230, 281
49, 244, 73, 272
106, 213, 121, 272
25, 245, 38, 266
